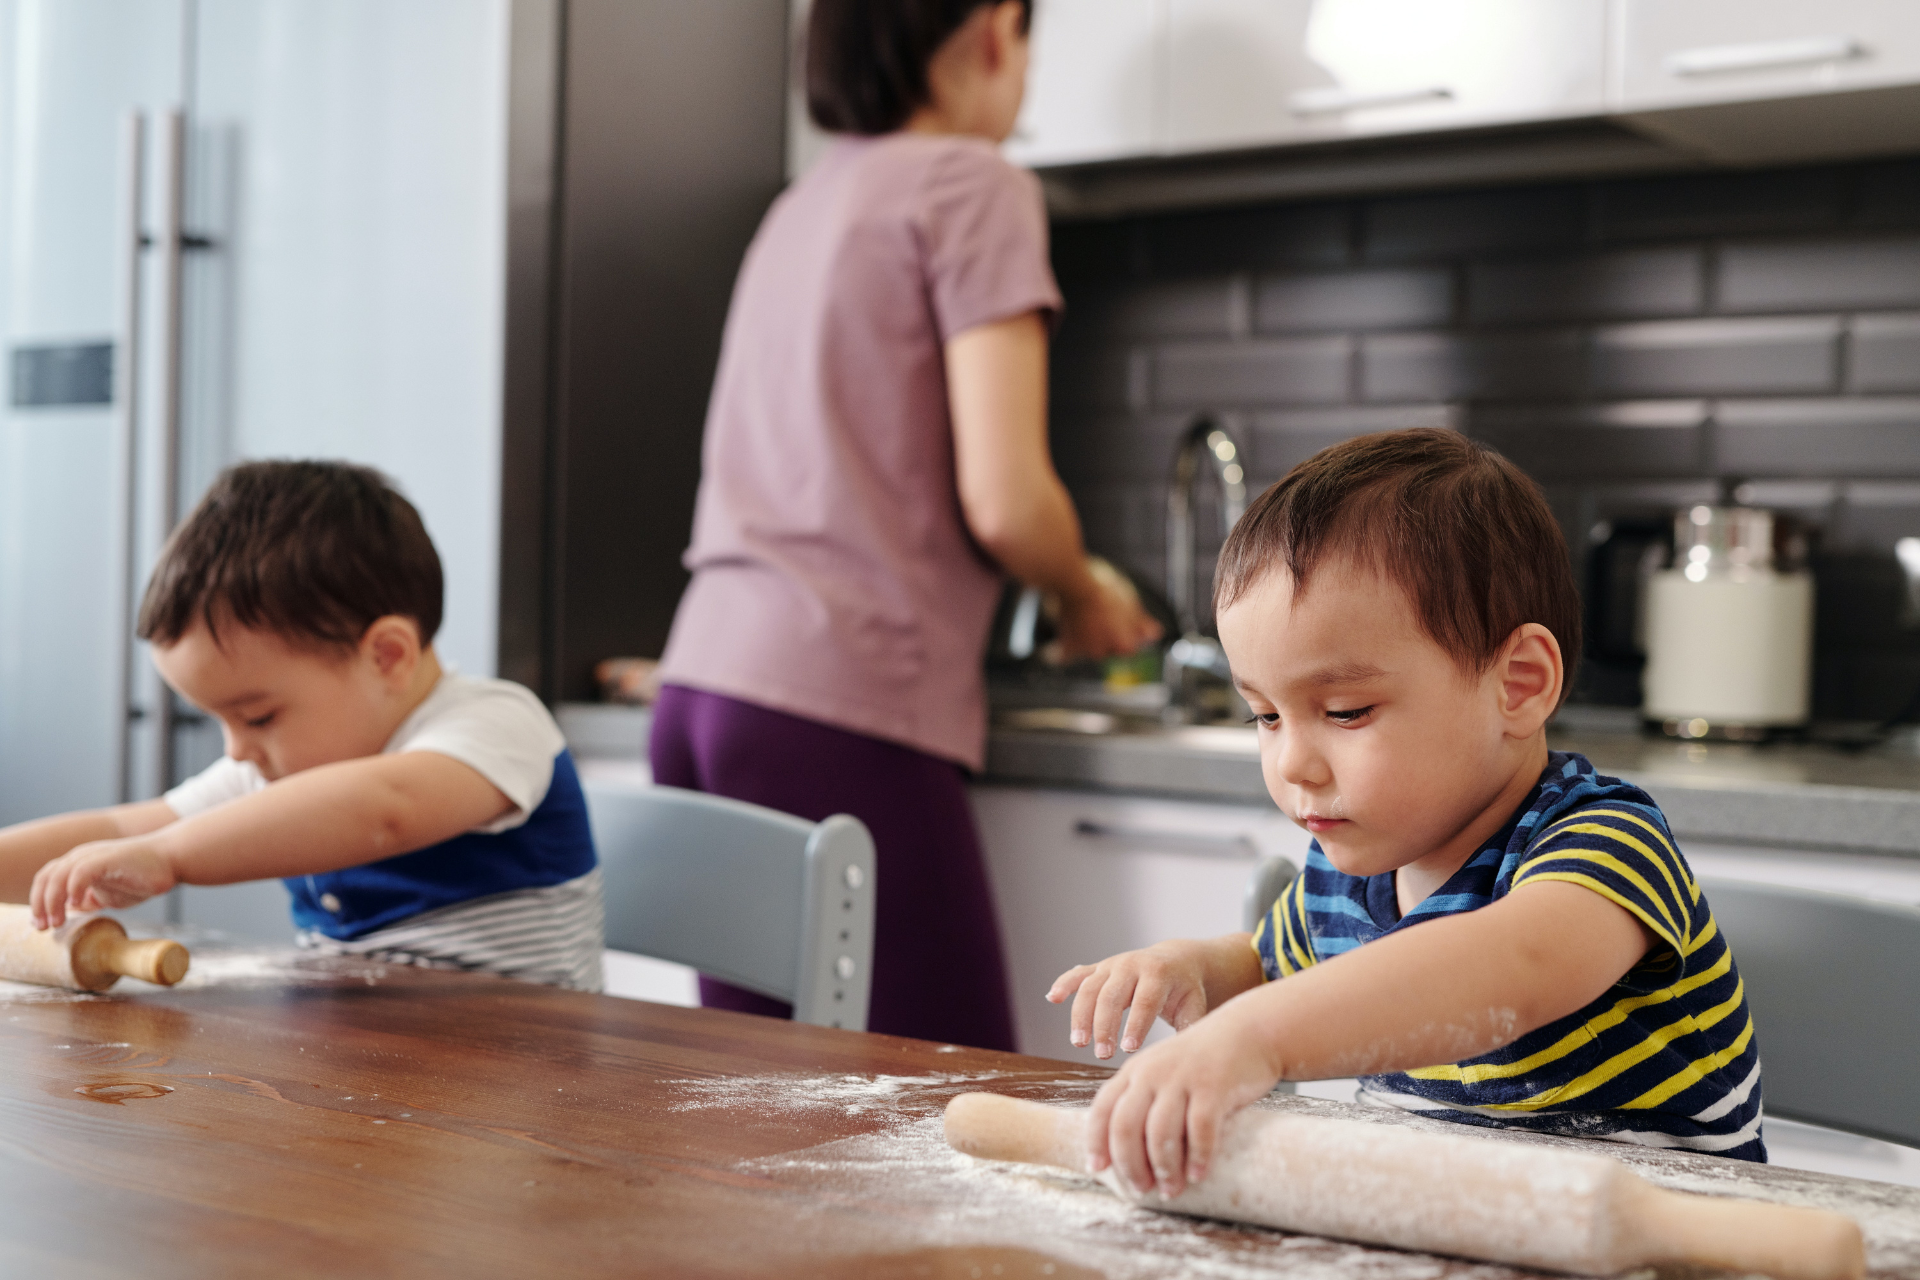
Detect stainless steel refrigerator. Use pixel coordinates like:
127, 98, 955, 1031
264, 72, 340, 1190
0, 0, 790, 937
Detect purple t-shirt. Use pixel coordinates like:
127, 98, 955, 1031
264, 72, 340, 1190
657, 133, 1062, 770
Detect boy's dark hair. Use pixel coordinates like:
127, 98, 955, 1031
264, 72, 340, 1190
137, 459, 443, 651
806, 0, 1033, 135
1215, 429, 1581, 705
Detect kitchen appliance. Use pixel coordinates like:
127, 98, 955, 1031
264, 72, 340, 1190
1642, 505, 1814, 739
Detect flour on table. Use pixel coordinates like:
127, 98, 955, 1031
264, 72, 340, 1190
666, 1073, 1920, 1279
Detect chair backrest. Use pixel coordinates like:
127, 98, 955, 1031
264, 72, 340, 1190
1243, 856, 1300, 934
582, 780, 877, 1031
1702, 877, 1920, 1148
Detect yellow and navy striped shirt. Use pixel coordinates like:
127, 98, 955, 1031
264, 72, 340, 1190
1253, 751, 1765, 1161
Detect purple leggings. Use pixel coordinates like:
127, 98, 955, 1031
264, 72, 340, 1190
647, 684, 1016, 1051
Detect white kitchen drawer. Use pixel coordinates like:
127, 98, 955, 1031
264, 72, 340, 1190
1613, 0, 1920, 110
1163, 0, 1607, 156
972, 783, 1309, 1066
1005, 0, 1164, 168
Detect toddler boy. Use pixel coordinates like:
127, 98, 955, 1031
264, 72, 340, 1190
1050, 429, 1761, 1200
0, 460, 603, 990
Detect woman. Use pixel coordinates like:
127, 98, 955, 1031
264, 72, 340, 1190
651, 0, 1157, 1050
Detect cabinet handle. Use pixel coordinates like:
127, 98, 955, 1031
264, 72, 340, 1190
1665, 36, 1863, 78
1073, 819, 1258, 860
1289, 85, 1453, 118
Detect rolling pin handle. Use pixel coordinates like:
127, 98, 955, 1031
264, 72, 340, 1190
108, 936, 190, 986
1624, 1180, 1865, 1280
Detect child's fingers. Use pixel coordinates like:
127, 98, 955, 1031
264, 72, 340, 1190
1104, 1076, 1157, 1196
1089, 967, 1141, 1059
1046, 963, 1095, 1005
1085, 1072, 1122, 1173
1120, 972, 1173, 1053
33, 860, 70, 930
1068, 968, 1111, 1049
1145, 1084, 1191, 1198
1185, 1090, 1225, 1187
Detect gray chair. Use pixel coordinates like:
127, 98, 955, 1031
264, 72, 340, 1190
1244, 855, 1300, 933
1702, 877, 1920, 1148
582, 779, 877, 1031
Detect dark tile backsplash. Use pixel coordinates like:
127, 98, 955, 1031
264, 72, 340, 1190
1048, 152, 1920, 721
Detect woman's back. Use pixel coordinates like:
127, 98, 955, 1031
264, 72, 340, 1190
659, 132, 1060, 770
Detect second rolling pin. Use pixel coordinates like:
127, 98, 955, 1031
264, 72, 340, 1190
0, 904, 189, 991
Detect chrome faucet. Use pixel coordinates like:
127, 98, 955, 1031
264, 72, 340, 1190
1165, 414, 1247, 708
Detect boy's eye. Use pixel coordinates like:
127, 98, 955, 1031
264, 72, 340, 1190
1244, 712, 1280, 729
245, 712, 276, 730
1326, 705, 1375, 725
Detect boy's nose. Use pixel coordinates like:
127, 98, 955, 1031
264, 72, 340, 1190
1272, 725, 1328, 788
223, 728, 264, 768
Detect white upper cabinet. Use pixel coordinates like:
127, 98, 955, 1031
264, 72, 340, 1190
1005, 0, 1164, 167
1162, 0, 1607, 156
1613, 0, 1920, 111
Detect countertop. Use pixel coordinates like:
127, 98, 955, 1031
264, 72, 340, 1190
5, 952, 1916, 1278
984, 714, 1920, 859
555, 700, 1920, 858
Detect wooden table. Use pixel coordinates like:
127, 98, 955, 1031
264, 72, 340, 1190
1, 953, 1915, 1279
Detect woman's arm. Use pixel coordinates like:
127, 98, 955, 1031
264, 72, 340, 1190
948, 312, 1159, 659
0, 800, 177, 904
29, 752, 513, 928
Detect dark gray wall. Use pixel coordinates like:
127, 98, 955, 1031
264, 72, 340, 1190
501, 0, 790, 701
1049, 154, 1920, 721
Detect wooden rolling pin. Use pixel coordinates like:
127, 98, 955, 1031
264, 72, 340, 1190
945, 1093, 1864, 1280
0, 905, 189, 992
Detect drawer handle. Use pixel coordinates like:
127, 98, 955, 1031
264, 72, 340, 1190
1666, 35, 1863, 78
1289, 85, 1453, 117
1073, 819, 1259, 860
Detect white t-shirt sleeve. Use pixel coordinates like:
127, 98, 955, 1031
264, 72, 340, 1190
164, 756, 268, 819
393, 677, 566, 835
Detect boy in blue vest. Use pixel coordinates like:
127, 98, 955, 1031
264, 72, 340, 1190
0, 460, 602, 989
1051, 429, 1762, 1200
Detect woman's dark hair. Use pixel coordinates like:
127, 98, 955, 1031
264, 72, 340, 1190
806, 0, 1033, 135
138, 459, 444, 651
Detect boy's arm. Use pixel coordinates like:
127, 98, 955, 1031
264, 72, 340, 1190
30, 752, 513, 927
0, 800, 177, 903
1048, 935, 1266, 1058
1086, 880, 1652, 1200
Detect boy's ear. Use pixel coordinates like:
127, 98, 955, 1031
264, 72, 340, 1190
1497, 623, 1563, 735
360, 615, 422, 683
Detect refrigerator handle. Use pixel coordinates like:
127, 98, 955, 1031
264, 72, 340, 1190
113, 112, 146, 804
152, 109, 187, 793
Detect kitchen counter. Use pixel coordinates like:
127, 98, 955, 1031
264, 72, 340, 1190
984, 714, 1920, 859
556, 700, 1920, 858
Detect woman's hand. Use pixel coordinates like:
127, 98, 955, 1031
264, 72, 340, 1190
30, 837, 179, 928
1051, 558, 1161, 662
1083, 992, 1284, 1199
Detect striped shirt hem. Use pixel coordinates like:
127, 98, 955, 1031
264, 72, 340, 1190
296, 867, 605, 992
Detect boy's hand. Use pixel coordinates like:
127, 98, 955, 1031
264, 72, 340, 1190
30, 838, 178, 929
1048, 938, 1223, 1059
1084, 992, 1282, 1200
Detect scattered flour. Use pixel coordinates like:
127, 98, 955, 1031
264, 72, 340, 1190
664, 1072, 1920, 1279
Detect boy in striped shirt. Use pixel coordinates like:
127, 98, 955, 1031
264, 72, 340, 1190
0, 461, 603, 990
1050, 429, 1762, 1202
